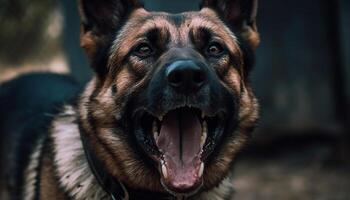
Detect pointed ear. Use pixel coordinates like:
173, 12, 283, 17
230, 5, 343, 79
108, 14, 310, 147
78, 0, 143, 70
201, 0, 259, 49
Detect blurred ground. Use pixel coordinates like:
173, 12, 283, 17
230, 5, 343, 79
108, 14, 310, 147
232, 136, 350, 200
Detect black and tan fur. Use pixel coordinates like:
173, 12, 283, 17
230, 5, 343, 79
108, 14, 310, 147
0, 0, 260, 199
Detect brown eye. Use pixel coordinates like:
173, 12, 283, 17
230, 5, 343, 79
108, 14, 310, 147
207, 42, 225, 57
134, 43, 153, 58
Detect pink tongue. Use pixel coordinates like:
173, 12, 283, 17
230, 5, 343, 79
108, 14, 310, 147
156, 109, 203, 193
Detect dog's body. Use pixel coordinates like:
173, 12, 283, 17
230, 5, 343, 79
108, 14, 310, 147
0, 0, 260, 199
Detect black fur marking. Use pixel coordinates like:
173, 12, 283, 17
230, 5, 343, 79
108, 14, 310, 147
236, 34, 256, 77
0, 73, 81, 199
91, 38, 114, 78
112, 84, 118, 94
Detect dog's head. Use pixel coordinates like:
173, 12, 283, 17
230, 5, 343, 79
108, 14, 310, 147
78, 0, 259, 196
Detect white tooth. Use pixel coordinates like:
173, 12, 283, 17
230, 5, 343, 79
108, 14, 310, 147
203, 121, 207, 132
153, 121, 157, 132
201, 131, 207, 147
201, 121, 207, 147
153, 121, 159, 140
201, 121, 208, 147
161, 163, 168, 179
198, 162, 204, 177
201, 111, 205, 119
153, 132, 159, 141
158, 115, 163, 121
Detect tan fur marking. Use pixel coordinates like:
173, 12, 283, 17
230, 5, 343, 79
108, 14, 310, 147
224, 68, 242, 92
203, 132, 249, 189
39, 144, 67, 199
115, 68, 133, 93
78, 78, 96, 131
239, 88, 259, 123
80, 29, 99, 60
241, 25, 260, 50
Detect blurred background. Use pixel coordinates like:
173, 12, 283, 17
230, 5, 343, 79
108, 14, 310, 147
0, 0, 349, 199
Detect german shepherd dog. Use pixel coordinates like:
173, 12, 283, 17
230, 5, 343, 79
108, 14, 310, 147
0, 0, 260, 199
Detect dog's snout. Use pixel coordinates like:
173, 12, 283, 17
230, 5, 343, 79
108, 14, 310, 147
166, 60, 207, 93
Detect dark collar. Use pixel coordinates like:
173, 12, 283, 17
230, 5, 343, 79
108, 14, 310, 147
80, 130, 173, 200
80, 130, 128, 200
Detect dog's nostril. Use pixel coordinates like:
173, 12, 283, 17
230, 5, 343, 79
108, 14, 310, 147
193, 71, 206, 84
168, 71, 183, 86
166, 60, 207, 93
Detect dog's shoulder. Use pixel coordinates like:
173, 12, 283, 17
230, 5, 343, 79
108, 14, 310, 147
0, 73, 82, 198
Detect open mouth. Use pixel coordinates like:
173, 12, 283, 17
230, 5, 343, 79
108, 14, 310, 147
134, 106, 226, 195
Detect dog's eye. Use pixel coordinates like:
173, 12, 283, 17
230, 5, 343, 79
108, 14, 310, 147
207, 42, 225, 57
134, 43, 153, 58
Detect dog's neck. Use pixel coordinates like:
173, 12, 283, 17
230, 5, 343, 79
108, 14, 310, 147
50, 105, 234, 200
51, 105, 107, 199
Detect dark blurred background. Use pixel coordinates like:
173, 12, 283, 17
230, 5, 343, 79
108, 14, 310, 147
0, 0, 349, 199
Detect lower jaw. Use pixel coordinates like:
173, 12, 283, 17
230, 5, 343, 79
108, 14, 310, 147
160, 177, 204, 197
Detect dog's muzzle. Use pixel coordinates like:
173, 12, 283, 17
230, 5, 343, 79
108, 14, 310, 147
131, 58, 232, 195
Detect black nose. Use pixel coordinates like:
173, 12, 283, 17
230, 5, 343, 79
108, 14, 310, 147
166, 60, 207, 93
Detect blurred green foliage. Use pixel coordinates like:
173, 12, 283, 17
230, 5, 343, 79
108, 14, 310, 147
0, 0, 55, 65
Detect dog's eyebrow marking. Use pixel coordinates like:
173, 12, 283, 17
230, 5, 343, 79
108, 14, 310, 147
108, 15, 175, 67
189, 26, 213, 45
143, 27, 170, 46
188, 16, 237, 40
184, 14, 242, 57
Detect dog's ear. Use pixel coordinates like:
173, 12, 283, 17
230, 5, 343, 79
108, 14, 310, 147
78, 0, 143, 72
201, 0, 259, 49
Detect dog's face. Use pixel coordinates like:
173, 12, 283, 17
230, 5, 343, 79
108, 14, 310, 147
78, 0, 259, 195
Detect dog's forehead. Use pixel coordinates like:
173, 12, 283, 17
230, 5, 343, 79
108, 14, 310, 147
152, 10, 216, 27
119, 8, 235, 41
110, 8, 238, 61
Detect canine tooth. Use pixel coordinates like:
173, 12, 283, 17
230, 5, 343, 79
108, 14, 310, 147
201, 121, 207, 147
152, 121, 159, 140
153, 121, 157, 132
153, 132, 159, 140
198, 162, 204, 177
201, 111, 205, 119
161, 163, 168, 179
203, 121, 207, 132
201, 131, 207, 147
